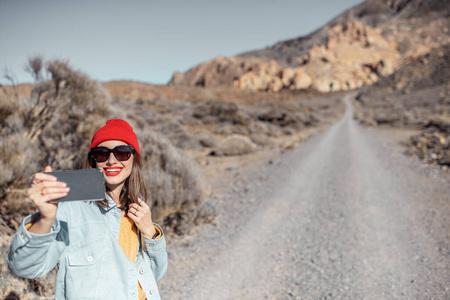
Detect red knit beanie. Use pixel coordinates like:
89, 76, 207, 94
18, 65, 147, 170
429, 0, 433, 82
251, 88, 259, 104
90, 119, 140, 157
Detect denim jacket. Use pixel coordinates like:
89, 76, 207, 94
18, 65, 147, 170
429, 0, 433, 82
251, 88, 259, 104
7, 195, 168, 299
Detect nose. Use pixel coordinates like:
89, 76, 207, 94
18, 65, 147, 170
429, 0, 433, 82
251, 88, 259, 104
106, 151, 118, 164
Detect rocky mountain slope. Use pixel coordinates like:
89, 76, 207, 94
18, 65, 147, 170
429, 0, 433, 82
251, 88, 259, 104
169, 0, 449, 93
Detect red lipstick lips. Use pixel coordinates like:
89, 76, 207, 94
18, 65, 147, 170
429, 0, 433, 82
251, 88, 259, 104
103, 167, 123, 176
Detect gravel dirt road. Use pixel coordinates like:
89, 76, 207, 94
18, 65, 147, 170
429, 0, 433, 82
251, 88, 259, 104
159, 94, 450, 300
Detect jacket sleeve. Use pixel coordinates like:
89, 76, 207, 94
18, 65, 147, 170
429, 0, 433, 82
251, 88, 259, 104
142, 223, 168, 282
7, 211, 69, 279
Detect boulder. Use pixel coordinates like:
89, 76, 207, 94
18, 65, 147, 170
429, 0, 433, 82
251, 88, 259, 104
281, 68, 298, 87
212, 134, 258, 156
293, 69, 313, 90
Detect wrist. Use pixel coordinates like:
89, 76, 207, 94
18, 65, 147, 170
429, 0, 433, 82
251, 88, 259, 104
28, 215, 55, 234
38, 214, 56, 224
142, 227, 157, 239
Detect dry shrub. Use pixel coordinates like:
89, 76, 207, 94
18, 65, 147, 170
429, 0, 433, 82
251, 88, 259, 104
135, 129, 206, 234
248, 120, 283, 137
249, 132, 271, 146
0, 97, 18, 126
0, 57, 111, 230
153, 120, 199, 149
212, 134, 258, 156
196, 130, 218, 148
193, 100, 249, 125
256, 102, 320, 129
0, 131, 40, 231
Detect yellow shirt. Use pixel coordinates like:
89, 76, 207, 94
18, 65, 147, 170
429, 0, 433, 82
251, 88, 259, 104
118, 216, 146, 300
118, 216, 161, 300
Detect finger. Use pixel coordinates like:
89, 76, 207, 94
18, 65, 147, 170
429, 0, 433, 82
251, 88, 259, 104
45, 191, 69, 200
44, 166, 53, 172
42, 192, 70, 203
31, 175, 40, 185
26, 187, 35, 198
132, 212, 142, 220
127, 206, 136, 214
135, 200, 149, 210
130, 197, 145, 207
30, 187, 69, 202
136, 207, 145, 218
41, 187, 70, 196
137, 198, 148, 206
129, 203, 139, 211
31, 182, 66, 195
127, 210, 138, 221
40, 181, 67, 188
131, 203, 147, 215
139, 201, 149, 210
34, 172, 57, 182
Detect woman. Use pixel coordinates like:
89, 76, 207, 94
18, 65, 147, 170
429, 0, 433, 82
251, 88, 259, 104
8, 119, 168, 299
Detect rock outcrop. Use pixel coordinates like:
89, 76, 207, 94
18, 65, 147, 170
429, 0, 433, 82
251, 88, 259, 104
169, 0, 449, 93
170, 21, 401, 93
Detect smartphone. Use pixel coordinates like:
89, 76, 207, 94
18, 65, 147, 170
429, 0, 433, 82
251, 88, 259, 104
44, 169, 106, 202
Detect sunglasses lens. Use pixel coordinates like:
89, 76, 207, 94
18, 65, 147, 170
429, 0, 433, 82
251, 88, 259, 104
92, 148, 109, 162
114, 146, 132, 160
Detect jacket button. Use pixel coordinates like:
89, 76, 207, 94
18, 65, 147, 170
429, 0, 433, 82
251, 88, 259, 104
148, 243, 154, 248
87, 256, 93, 262
20, 233, 26, 239
149, 289, 155, 295
139, 269, 144, 275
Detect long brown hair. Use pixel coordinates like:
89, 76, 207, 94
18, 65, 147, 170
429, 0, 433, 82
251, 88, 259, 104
82, 152, 148, 212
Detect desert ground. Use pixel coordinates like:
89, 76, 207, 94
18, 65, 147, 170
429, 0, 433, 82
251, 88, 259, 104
157, 94, 450, 299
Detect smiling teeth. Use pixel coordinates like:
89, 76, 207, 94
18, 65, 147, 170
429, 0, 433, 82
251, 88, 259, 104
107, 169, 121, 172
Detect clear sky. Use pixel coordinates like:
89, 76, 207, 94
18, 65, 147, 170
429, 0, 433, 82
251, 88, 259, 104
0, 0, 364, 85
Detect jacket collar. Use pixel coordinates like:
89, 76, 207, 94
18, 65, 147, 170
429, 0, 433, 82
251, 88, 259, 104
100, 193, 118, 212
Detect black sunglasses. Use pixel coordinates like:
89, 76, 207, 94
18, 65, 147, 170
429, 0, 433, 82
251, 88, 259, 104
89, 145, 135, 163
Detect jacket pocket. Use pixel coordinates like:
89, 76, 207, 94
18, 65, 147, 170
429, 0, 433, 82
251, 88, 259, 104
66, 238, 108, 298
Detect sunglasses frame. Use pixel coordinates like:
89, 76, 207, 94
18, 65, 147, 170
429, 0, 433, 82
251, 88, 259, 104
89, 145, 135, 163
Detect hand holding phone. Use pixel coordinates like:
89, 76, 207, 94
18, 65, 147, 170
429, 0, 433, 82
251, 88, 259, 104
27, 166, 71, 234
